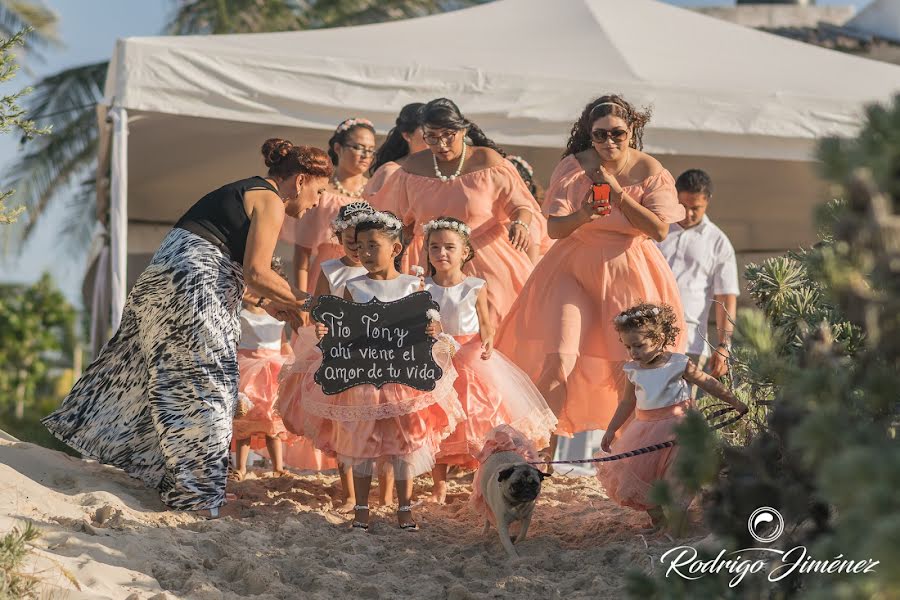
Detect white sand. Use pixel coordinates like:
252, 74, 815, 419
1, 435, 706, 599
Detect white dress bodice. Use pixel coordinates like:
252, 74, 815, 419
424, 277, 485, 336
623, 353, 691, 410
320, 258, 368, 297
345, 274, 421, 303
238, 308, 284, 350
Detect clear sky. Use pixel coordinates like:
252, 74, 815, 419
0, 0, 876, 308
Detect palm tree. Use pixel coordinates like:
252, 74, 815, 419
0, 0, 59, 60
5, 0, 491, 250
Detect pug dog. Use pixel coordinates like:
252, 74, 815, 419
478, 450, 549, 558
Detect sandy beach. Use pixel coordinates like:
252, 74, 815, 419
0, 433, 707, 599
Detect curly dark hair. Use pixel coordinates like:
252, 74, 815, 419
261, 138, 333, 180
424, 216, 476, 276
613, 302, 680, 348
326, 118, 377, 166
372, 102, 424, 173
420, 98, 506, 157
563, 94, 652, 157
354, 210, 408, 271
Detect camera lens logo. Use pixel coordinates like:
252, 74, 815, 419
748, 507, 784, 543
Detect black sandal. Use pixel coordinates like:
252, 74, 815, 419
351, 505, 370, 531
398, 505, 419, 531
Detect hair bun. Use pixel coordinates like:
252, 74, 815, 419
261, 138, 295, 168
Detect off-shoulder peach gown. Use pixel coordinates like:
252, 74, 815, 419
495, 155, 687, 436
370, 161, 546, 327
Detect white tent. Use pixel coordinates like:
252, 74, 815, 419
94, 0, 900, 335
846, 0, 900, 44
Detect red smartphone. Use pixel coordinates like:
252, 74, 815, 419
592, 183, 611, 202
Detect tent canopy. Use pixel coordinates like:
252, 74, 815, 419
103, 0, 900, 161
846, 0, 900, 44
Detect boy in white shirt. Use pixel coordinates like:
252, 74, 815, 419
658, 169, 739, 387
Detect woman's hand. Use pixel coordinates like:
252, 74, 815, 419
600, 429, 616, 454
594, 164, 625, 197
580, 189, 609, 220
508, 222, 531, 253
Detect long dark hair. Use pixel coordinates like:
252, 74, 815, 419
371, 102, 424, 173
326, 118, 376, 166
420, 98, 506, 157
563, 94, 651, 157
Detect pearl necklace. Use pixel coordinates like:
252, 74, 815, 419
433, 143, 467, 183
331, 176, 365, 198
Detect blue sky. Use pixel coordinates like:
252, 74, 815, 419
0, 0, 875, 308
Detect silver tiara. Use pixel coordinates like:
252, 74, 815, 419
331, 201, 375, 232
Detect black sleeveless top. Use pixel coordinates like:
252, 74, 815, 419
175, 176, 278, 264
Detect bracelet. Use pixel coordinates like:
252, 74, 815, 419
510, 220, 530, 231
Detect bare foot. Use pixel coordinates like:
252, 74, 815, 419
337, 498, 356, 513
228, 470, 245, 482
427, 481, 447, 504
271, 469, 293, 478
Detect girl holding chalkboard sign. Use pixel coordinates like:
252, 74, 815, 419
304, 210, 464, 531
279, 201, 376, 510
423, 217, 558, 503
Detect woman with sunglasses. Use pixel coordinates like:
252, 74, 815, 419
371, 98, 548, 327
281, 118, 377, 298
495, 95, 687, 459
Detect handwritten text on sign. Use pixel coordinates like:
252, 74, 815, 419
311, 292, 443, 395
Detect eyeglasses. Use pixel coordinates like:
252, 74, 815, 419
422, 129, 461, 146
343, 143, 376, 157
590, 128, 629, 143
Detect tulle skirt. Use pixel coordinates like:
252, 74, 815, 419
232, 348, 289, 448
495, 231, 686, 435
594, 401, 690, 511
436, 334, 557, 468
276, 326, 338, 471
300, 337, 464, 479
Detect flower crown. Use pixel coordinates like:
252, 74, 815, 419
344, 210, 403, 231
331, 201, 375, 232
335, 117, 374, 134
507, 155, 534, 178
614, 306, 660, 325
422, 219, 472, 236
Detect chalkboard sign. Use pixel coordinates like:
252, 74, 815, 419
311, 291, 444, 395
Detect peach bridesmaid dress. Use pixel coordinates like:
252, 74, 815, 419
494, 155, 687, 436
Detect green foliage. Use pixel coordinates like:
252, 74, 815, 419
0, 273, 76, 420
628, 96, 900, 598
0, 521, 40, 599
0, 27, 48, 225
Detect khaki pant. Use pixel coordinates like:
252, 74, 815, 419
686, 353, 709, 399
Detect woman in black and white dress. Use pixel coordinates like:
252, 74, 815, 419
43, 138, 332, 516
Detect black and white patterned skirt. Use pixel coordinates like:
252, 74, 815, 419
43, 227, 244, 510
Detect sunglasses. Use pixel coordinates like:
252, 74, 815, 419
422, 129, 462, 146
343, 142, 376, 157
590, 128, 628, 143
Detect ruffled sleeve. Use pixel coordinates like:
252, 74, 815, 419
368, 168, 413, 225
638, 170, 685, 224
542, 155, 584, 218
364, 161, 402, 197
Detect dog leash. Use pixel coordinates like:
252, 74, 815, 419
528, 406, 746, 467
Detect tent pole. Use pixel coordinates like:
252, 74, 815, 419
109, 107, 129, 332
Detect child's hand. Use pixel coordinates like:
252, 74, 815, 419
314, 322, 329, 340
480, 335, 494, 360
425, 320, 442, 337
600, 430, 616, 454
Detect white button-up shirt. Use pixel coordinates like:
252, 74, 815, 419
657, 215, 740, 357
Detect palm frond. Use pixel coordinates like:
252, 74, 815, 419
0, 0, 60, 58
166, 0, 306, 35
2, 61, 105, 245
